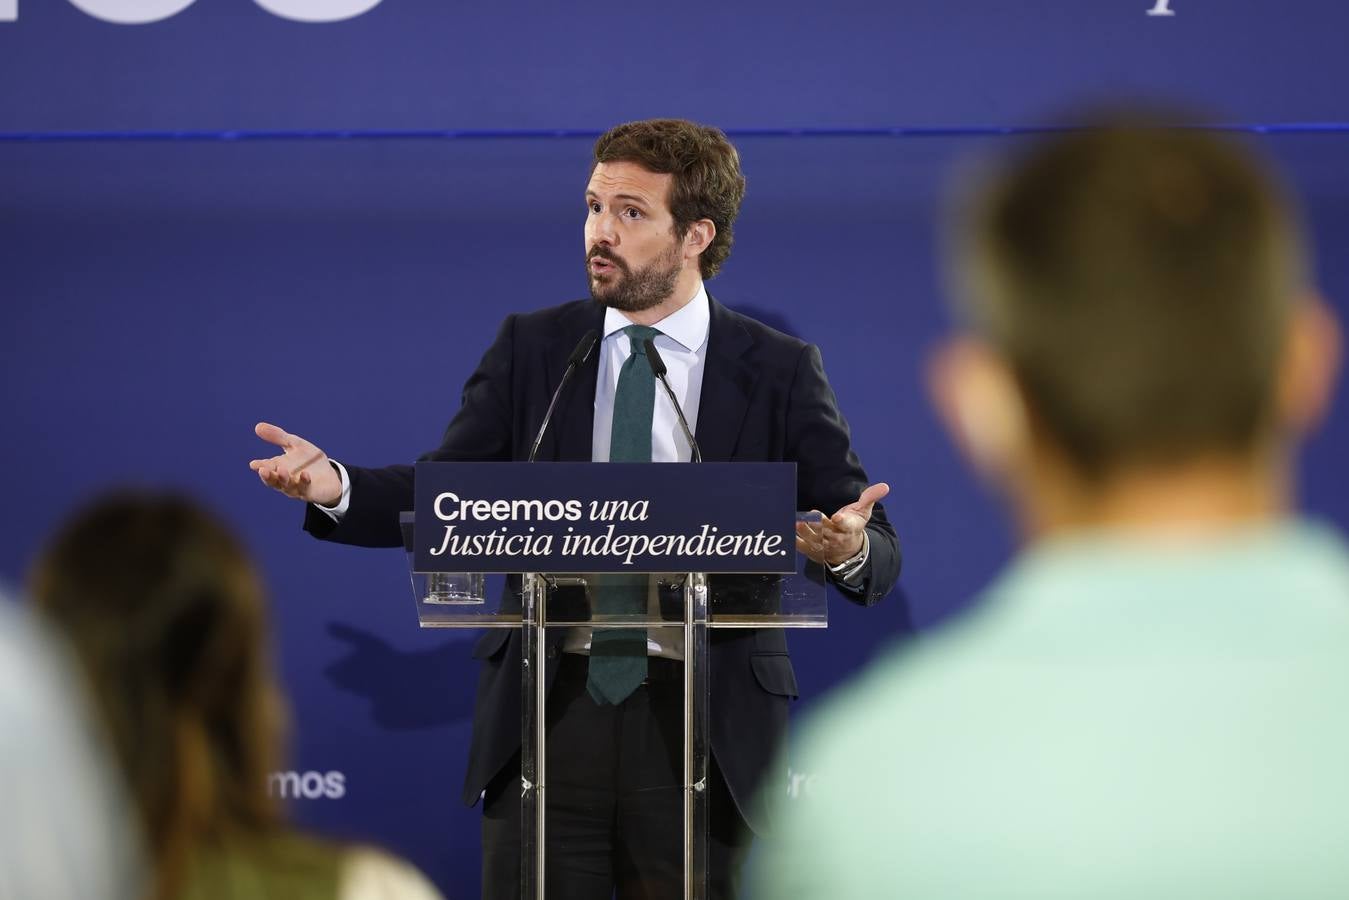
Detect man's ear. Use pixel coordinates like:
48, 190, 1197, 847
1278, 296, 1342, 435
683, 220, 715, 262
927, 336, 1031, 483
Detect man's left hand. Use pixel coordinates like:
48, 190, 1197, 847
796, 482, 890, 567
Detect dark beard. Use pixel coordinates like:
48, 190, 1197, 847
586, 242, 681, 313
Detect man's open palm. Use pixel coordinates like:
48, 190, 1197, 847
249, 422, 342, 506
796, 482, 890, 567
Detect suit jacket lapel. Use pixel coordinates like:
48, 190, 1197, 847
549, 301, 604, 462
695, 296, 756, 462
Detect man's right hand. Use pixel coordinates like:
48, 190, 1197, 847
249, 422, 343, 506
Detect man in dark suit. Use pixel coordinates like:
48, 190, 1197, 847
252, 118, 900, 899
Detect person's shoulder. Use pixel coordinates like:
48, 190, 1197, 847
511, 298, 599, 333
0, 596, 83, 725
792, 600, 1017, 772
711, 296, 810, 355
794, 641, 919, 754
478, 299, 599, 360
185, 834, 445, 900
338, 846, 445, 900
0, 594, 38, 676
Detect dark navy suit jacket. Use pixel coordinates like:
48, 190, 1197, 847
304, 296, 901, 833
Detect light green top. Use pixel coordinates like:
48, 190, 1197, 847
750, 520, 1349, 899
179, 832, 444, 900
181, 832, 341, 900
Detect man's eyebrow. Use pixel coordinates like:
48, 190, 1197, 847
586, 191, 652, 207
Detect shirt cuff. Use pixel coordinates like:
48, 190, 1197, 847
313, 460, 352, 521
826, 530, 870, 587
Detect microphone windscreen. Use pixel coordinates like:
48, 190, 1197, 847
568, 330, 600, 367
643, 338, 668, 377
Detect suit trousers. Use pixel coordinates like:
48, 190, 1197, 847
481, 654, 752, 900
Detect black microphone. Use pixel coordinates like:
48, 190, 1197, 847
643, 337, 702, 463
527, 330, 599, 462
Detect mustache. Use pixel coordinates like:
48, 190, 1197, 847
587, 246, 628, 272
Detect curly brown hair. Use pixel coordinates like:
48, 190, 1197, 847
594, 119, 747, 279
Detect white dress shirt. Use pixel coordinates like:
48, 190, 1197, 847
591, 285, 709, 466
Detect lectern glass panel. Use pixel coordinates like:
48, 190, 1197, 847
403, 510, 831, 897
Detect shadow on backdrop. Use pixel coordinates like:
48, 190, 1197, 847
323, 622, 478, 730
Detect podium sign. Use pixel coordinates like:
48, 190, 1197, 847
412, 461, 797, 574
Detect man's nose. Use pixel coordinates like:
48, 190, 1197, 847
590, 210, 619, 245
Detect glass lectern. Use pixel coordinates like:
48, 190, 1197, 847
399, 490, 825, 899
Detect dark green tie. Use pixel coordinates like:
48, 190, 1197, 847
587, 324, 661, 705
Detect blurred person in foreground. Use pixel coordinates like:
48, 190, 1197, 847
29, 493, 445, 900
0, 586, 141, 900
750, 118, 1349, 897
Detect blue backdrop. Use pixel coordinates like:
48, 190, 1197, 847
4, 2, 1349, 896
